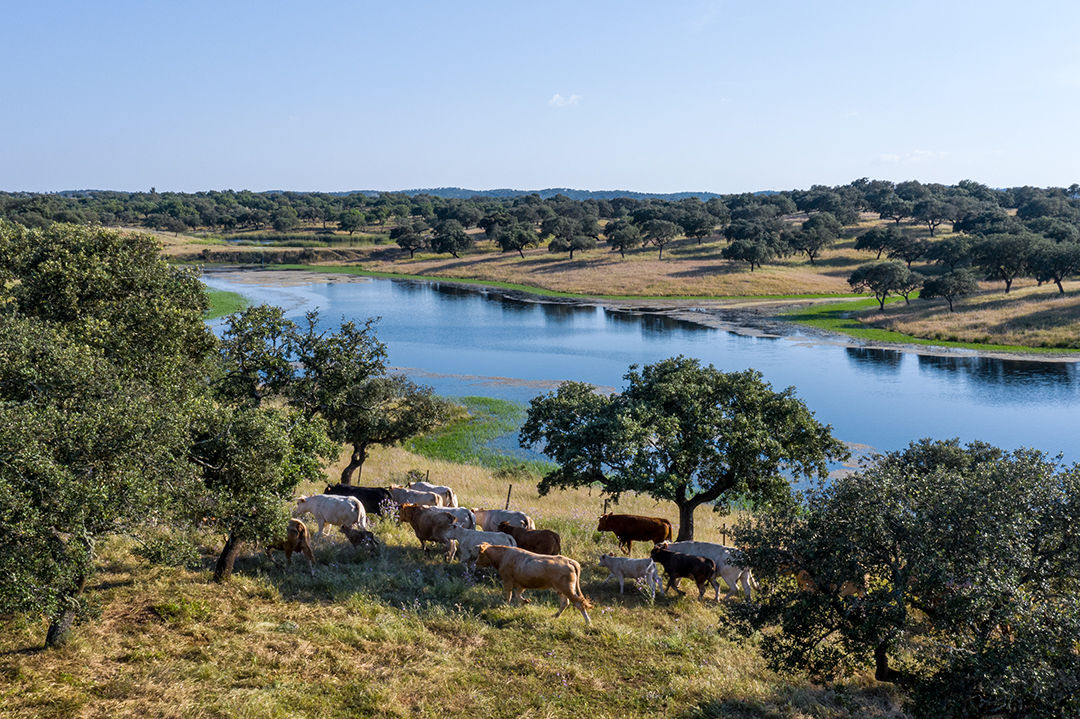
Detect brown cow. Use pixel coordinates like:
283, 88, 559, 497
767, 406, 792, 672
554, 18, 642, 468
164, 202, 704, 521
340, 524, 380, 554
597, 513, 673, 554
399, 503, 455, 553
266, 518, 315, 574
475, 543, 592, 623
497, 521, 561, 555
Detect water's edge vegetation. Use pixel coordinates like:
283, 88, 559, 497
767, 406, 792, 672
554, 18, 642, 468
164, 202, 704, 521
204, 288, 249, 319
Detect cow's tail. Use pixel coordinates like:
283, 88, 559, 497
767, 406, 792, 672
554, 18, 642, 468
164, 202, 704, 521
664, 521, 673, 541
572, 564, 593, 609
746, 569, 760, 591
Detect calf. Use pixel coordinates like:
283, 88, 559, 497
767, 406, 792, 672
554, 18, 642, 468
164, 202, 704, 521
293, 494, 366, 536
597, 513, 672, 554
266, 519, 315, 574
665, 540, 759, 600
339, 524, 380, 553
475, 543, 592, 624
323, 484, 393, 516
472, 508, 534, 532
598, 553, 664, 599
497, 521, 561, 555
422, 505, 475, 530
650, 545, 718, 600
406, 480, 458, 507
442, 524, 516, 565
399, 503, 456, 553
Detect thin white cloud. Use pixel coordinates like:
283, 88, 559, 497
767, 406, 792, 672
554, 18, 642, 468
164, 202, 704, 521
548, 93, 581, 107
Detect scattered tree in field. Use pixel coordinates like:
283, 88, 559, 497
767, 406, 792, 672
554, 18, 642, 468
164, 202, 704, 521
877, 195, 914, 225
495, 222, 538, 258
722, 238, 774, 271
734, 440, 1080, 719
895, 270, 924, 304
271, 206, 300, 232
854, 225, 901, 259
332, 375, 450, 484
924, 235, 972, 270
604, 217, 642, 258
973, 232, 1037, 293
390, 222, 429, 258
548, 233, 597, 260
912, 197, 952, 236
521, 357, 846, 541
679, 211, 716, 243
848, 261, 915, 310
642, 219, 681, 259
790, 212, 842, 264
1030, 240, 1080, 294
921, 269, 979, 311
338, 209, 365, 235
882, 232, 929, 268
431, 219, 472, 258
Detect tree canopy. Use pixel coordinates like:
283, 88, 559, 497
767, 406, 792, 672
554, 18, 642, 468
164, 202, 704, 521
521, 357, 847, 540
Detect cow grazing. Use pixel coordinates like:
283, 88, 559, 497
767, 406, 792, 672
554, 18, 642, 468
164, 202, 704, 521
323, 484, 393, 516
406, 480, 458, 507
664, 541, 759, 600
293, 494, 366, 536
398, 503, 456, 553
596, 513, 673, 553
472, 508, 534, 532
497, 521, 561, 555
266, 518, 315, 574
598, 553, 664, 598
650, 545, 718, 600
389, 486, 444, 507
475, 543, 592, 624
442, 524, 516, 564
339, 524, 380, 553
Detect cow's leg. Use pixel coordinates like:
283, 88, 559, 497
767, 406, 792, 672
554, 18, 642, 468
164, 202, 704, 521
697, 579, 708, 600
284, 548, 293, 567
554, 594, 570, 618
315, 518, 326, 537
577, 600, 592, 624
618, 574, 625, 594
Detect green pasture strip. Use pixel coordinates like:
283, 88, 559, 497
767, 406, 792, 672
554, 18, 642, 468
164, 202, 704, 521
263, 263, 861, 302
406, 396, 552, 474
784, 297, 1080, 354
204, 289, 249, 319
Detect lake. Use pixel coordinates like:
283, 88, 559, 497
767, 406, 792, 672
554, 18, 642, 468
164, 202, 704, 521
204, 271, 1080, 464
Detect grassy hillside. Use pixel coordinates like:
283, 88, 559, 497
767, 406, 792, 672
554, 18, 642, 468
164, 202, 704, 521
0, 443, 907, 719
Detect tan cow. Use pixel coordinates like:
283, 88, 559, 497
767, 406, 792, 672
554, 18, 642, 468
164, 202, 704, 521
399, 503, 455, 553
475, 543, 592, 624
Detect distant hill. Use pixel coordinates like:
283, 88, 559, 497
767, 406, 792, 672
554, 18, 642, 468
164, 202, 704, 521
339, 187, 734, 201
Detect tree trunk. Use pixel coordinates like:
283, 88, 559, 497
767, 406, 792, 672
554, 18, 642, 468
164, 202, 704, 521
518, 248, 524, 259
214, 533, 243, 583
946, 297, 954, 312
569, 248, 575, 260
878, 296, 886, 311
45, 574, 87, 648
339, 446, 367, 485
658, 245, 664, 260
675, 500, 697, 541
874, 641, 904, 683
1056, 279, 1065, 294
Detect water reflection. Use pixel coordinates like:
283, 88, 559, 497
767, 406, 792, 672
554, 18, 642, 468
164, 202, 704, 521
916, 354, 1079, 389
845, 347, 904, 372
538, 302, 597, 324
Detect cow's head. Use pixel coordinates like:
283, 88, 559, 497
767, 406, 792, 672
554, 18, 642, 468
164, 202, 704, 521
596, 514, 611, 531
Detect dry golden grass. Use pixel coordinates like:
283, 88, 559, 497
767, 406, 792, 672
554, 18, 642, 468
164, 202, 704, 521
862, 280, 1080, 349
0, 445, 908, 719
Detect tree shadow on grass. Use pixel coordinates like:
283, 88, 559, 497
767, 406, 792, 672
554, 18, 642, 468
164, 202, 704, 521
679, 681, 908, 719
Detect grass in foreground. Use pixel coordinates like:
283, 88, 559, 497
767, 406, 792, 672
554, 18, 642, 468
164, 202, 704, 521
204, 288, 249, 319
0, 443, 907, 719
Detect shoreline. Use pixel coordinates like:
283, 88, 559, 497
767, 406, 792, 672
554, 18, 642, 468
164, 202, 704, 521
201, 265, 1080, 364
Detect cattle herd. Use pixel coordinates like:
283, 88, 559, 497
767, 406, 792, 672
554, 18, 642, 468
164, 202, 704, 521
266, 479, 757, 625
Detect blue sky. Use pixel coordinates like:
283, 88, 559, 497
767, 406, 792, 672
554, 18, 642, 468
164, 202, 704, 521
3, 1, 1079, 193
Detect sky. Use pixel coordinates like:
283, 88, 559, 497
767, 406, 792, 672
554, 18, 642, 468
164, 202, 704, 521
3, 0, 1080, 194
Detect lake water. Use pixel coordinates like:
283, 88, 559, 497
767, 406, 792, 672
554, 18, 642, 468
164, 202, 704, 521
204, 272, 1080, 464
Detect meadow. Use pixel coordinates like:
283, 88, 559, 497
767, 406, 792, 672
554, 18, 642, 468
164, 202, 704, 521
0, 439, 907, 719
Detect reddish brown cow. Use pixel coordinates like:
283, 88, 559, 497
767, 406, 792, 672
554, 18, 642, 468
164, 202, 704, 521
399, 503, 455, 553
497, 521, 561, 555
597, 513, 673, 554
266, 518, 315, 574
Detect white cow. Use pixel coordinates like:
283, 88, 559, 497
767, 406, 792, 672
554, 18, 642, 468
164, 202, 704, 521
293, 495, 365, 536
598, 553, 664, 599
422, 505, 475, 530
443, 524, 516, 565
407, 480, 458, 507
472, 508, 535, 532
389, 486, 444, 507
663, 541, 759, 600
